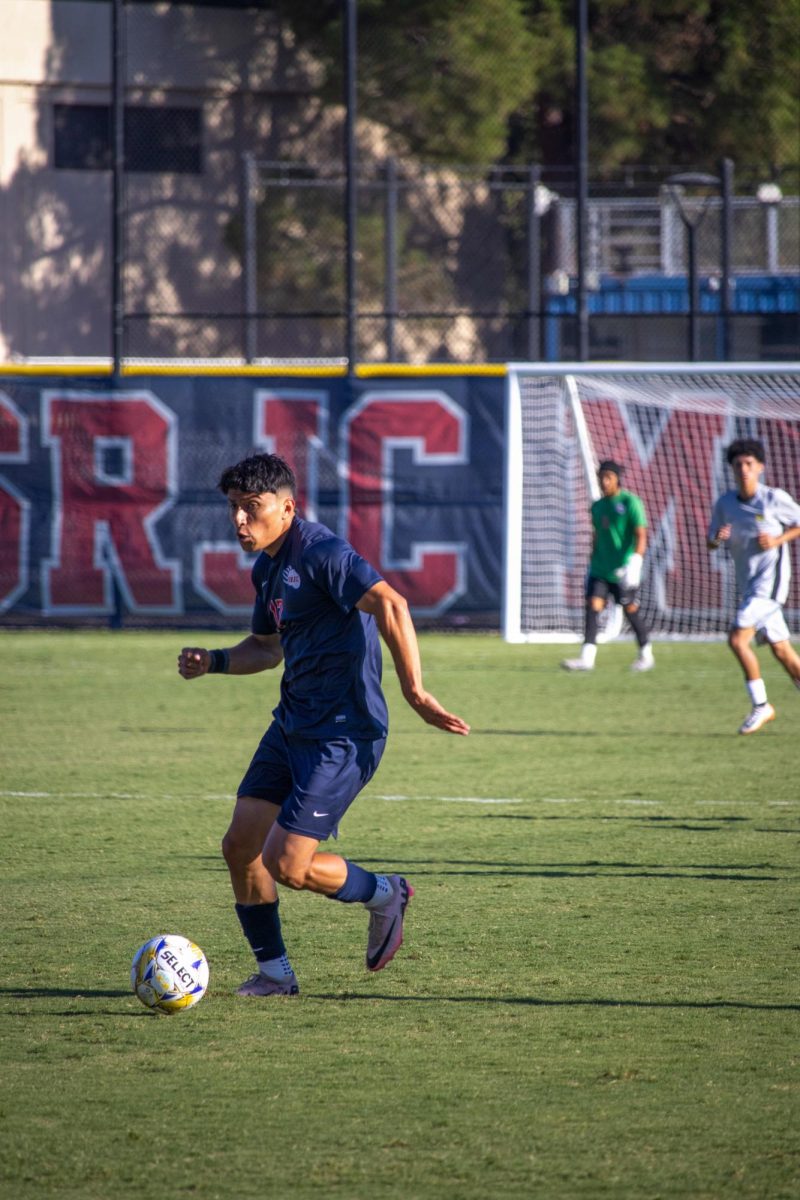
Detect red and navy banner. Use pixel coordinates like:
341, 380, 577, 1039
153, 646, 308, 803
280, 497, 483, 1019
574, 395, 800, 624
0, 374, 505, 626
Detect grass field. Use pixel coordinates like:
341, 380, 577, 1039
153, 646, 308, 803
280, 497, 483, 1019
1, 630, 798, 1199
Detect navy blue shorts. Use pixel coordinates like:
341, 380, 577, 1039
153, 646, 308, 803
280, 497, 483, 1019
587, 574, 638, 607
237, 721, 387, 842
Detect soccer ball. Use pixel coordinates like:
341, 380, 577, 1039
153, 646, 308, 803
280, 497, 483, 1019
131, 934, 209, 1014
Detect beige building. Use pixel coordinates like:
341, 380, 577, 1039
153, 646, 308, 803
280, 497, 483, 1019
0, 0, 322, 361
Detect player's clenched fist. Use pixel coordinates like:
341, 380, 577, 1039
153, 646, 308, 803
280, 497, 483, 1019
178, 647, 210, 679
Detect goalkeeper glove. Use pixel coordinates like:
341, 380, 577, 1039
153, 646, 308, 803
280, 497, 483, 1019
620, 552, 643, 589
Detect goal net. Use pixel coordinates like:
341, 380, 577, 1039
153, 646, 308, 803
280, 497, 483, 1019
503, 364, 800, 642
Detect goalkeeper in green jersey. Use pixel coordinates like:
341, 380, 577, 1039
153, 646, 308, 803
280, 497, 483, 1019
562, 460, 655, 673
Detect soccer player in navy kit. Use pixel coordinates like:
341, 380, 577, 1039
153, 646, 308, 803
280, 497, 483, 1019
708, 439, 800, 735
178, 453, 469, 996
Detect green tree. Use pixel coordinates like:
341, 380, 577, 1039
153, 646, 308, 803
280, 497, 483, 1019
515, 0, 799, 175
274, 0, 799, 177
271, 0, 537, 164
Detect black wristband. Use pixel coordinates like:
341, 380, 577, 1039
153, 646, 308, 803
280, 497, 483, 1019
207, 649, 230, 674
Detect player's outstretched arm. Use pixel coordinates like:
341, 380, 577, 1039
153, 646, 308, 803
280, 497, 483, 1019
357, 581, 470, 736
178, 633, 283, 679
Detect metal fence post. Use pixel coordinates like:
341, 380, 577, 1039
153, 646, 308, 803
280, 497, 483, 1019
110, 0, 126, 628
527, 164, 542, 361
687, 221, 699, 362
111, 0, 125, 378
574, 0, 589, 361
384, 156, 397, 361
720, 158, 734, 361
242, 152, 257, 362
343, 0, 358, 373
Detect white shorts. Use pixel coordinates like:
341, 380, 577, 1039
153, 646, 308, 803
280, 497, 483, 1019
734, 596, 791, 644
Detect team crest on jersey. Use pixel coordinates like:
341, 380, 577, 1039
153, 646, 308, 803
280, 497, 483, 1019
615, 503, 626, 514
282, 565, 301, 589
269, 598, 285, 629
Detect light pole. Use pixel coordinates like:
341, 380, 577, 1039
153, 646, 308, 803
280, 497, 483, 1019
527, 169, 557, 360
343, 0, 357, 374
574, 0, 589, 360
665, 172, 719, 362
757, 182, 783, 274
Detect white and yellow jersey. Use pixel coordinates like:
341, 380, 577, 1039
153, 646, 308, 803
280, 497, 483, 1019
708, 483, 800, 605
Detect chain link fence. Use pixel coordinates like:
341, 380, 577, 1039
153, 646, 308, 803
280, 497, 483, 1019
119, 158, 799, 364
0, 1, 797, 365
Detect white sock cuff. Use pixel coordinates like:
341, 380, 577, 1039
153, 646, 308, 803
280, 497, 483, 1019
258, 954, 293, 982
746, 678, 768, 706
364, 874, 393, 910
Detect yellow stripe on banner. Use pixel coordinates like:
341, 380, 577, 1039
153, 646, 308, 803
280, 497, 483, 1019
355, 363, 506, 378
0, 363, 113, 376
121, 363, 349, 377
0, 361, 506, 379
123, 363, 507, 378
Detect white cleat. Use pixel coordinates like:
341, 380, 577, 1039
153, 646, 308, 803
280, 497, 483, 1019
738, 703, 776, 736
630, 656, 655, 672
561, 658, 593, 672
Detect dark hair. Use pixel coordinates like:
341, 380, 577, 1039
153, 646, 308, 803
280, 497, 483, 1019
725, 438, 765, 465
597, 459, 623, 478
218, 453, 297, 497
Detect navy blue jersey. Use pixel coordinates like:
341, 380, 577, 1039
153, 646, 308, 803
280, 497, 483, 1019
250, 517, 388, 739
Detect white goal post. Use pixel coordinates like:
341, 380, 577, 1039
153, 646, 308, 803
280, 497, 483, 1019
503, 362, 800, 643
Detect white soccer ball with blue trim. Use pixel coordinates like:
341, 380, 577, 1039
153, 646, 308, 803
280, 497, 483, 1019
131, 934, 209, 1014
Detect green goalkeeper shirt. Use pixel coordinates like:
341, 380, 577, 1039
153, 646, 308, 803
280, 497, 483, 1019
589, 490, 647, 582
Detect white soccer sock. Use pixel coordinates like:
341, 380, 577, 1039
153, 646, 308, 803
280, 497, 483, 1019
746, 678, 768, 707
580, 643, 597, 667
364, 874, 393, 910
258, 953, 294, 982
639, 643, 654, 662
